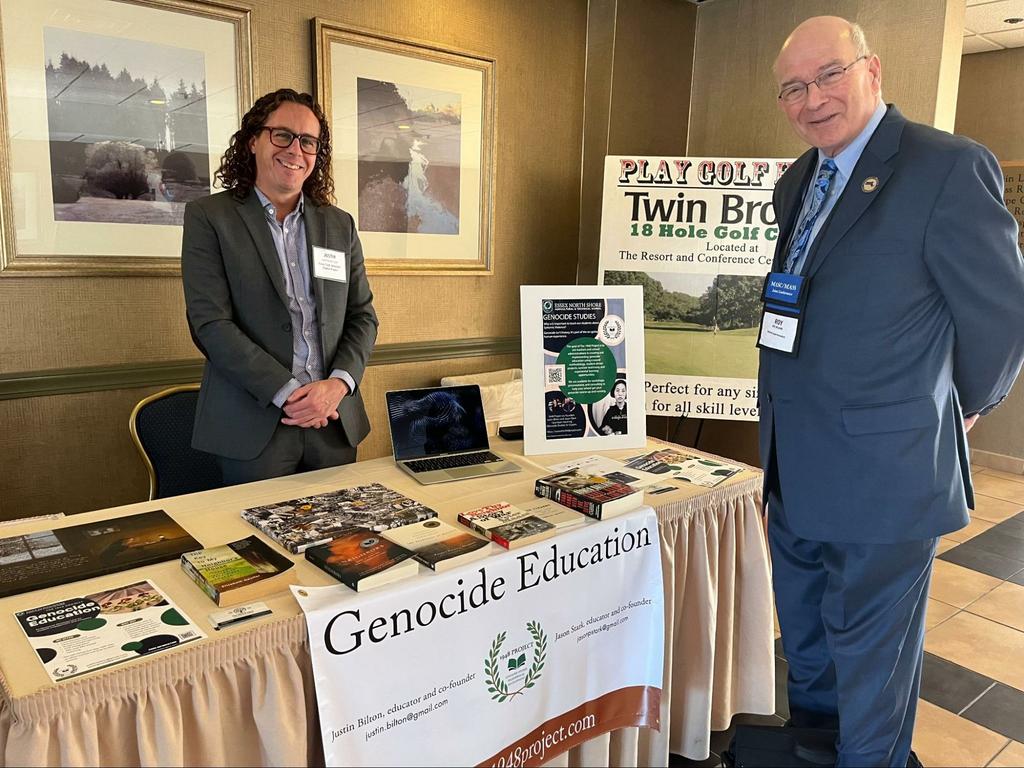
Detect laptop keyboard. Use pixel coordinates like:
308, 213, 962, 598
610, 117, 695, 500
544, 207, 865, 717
405, 451, 504, 473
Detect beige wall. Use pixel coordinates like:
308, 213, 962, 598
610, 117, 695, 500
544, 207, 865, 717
956, 48, 1024, 161
577, 0, 697, 284
955, 49, 1024, 462
688, 0, 966, 158
0, 0, 589, 519
683, 0, 966, 465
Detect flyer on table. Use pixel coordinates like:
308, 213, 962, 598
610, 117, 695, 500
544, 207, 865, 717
16, 579, 204, 682
597, 156, 792, 422
520, 285, 646, 455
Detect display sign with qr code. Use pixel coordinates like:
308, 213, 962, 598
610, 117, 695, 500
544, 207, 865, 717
15, 579, 204, 682
521, 285, 646, 455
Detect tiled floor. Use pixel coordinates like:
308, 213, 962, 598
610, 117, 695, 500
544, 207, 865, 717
670, 465, 1024, 767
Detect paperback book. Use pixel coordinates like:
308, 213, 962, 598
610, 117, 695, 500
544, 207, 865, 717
241, 483, 438, 554
534, 469, 640, 520
624, 449, 742, 488
546, 454, 663, 489
457, 502, 556, 549
382, 519, 492, 572
16, 579, 204, 683
0, 510, 202, 598
305, 530, 419, 592
458, 499, 584, 549
181, 536, 294, 606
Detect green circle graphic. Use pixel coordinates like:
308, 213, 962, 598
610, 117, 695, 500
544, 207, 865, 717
555, 338, 616, 404
77, 617, 106, 631
161, 608, 188, 626
121, 641, 143, 652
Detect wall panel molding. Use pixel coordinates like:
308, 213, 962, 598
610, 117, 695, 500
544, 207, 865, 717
0, 336, 521, 400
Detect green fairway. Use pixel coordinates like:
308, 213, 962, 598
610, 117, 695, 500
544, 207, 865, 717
644, 326, 759, 377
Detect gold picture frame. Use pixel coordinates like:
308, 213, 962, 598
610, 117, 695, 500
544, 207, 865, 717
312, 19, 495, 275
0, 0, 253, 277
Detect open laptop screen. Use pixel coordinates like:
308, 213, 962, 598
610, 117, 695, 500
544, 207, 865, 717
386, 385, 490, 462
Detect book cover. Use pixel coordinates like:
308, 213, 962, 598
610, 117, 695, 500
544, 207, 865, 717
624, 449, 742, 488
382, 519, 492, 571
241, 483, 438, 554
181, 536, 294, 607
0, 510, 202, 599
305, 530, 419, 592
534, 469, 639, 520
457, 501, 562, 549
16, 579, 204, 683
515, 497, 587, 530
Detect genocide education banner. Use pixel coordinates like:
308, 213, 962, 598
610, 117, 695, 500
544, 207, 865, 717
295, 508, 664, 767
598, 156, 791, 421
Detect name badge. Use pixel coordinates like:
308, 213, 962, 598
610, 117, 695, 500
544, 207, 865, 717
312, 246, 347, 282
756, 272, 810, 356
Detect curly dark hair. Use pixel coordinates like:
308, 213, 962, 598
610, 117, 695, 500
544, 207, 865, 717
214, 88, 334, 206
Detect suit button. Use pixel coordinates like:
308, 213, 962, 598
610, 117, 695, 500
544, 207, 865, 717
282, 323, 291, 332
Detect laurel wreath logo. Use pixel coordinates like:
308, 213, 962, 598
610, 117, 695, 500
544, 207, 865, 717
483, 620, 547, 702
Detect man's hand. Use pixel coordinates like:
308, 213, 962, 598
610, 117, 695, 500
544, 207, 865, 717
963, 414, 979, 433
281, 378, 350, 428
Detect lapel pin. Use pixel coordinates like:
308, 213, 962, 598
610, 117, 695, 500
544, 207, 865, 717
861, 176, 879, 193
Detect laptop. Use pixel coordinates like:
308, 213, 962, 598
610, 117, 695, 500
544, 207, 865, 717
385, 385, 521, 485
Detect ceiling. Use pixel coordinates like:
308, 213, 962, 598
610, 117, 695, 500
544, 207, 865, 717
964, 0, 1024, 53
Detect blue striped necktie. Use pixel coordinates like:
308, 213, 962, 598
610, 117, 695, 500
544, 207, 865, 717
783, 158, 838, 274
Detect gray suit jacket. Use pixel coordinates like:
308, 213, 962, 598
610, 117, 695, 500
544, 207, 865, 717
759, 105, 1024, 543
181, 190, 378, 460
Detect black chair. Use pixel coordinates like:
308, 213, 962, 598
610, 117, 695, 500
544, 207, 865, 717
129, 384, 222, 499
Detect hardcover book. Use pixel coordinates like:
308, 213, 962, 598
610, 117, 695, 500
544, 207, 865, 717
0, 510, 202, 599
241, 483, 438, 554
382, 519, 492, 572
181, 536, 294, 607
305, 530, 419, 592
534, 469, 640, 520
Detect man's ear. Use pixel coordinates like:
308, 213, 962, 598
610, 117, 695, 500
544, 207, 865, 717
868, 55, 882, 93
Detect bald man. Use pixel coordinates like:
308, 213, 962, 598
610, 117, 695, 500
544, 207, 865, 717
759, 17, 1024, 767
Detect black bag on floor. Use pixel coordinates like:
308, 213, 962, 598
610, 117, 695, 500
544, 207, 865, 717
720, 725, 837, 767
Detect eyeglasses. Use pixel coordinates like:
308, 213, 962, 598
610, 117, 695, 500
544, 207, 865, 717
777, 55, 867, 104
259, 126, 321, 155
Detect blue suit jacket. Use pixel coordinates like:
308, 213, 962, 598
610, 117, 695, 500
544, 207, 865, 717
759, 105, 1024, 543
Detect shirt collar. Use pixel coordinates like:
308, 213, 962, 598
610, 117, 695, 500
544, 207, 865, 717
817, 101, 887, 180
254, 186, 304, 221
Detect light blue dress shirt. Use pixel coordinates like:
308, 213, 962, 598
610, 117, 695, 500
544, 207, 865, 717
253, 187, 354, 409
788, 101, 888, 275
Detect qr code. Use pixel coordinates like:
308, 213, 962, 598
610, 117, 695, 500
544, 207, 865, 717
545, 365, 566, 385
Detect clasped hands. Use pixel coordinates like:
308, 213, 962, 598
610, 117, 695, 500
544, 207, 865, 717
281, 378, 350, 429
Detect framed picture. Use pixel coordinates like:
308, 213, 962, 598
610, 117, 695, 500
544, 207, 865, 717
0, 0, 253, 276
312, 19, 495, 275
520, 285, 647, 456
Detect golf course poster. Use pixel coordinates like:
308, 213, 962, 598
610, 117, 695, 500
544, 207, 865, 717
598, 155, 792, 421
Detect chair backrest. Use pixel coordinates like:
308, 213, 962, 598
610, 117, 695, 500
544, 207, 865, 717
129, 384, 222, 500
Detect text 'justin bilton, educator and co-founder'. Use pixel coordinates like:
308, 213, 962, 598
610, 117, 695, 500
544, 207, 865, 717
182, 89, 378, 485
757, 16, 1024, 768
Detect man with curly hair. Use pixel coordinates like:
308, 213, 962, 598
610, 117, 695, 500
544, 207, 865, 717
182, 89, 378, 484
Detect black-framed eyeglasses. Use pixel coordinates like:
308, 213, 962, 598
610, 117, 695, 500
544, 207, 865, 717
259, 126, 321, 155
778, 55, 867, 104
